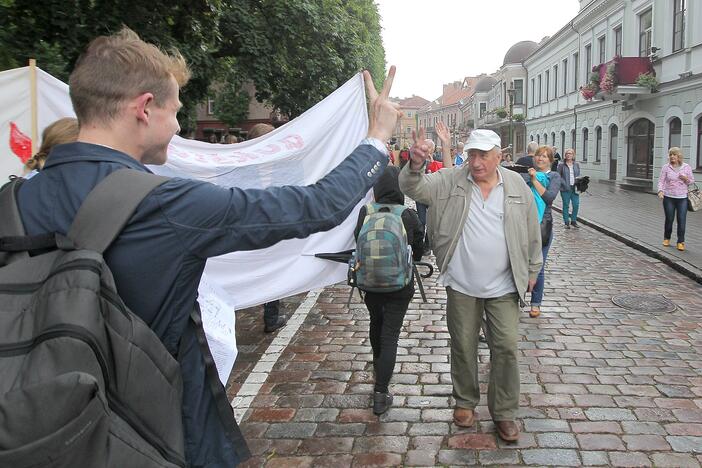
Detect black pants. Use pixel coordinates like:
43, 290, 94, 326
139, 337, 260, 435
263, 300, 280, 327
364, 287, 413, 393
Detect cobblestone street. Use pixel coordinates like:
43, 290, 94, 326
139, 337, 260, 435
228, 220, 702, 467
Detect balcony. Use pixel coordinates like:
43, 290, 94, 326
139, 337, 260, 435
587, 57, 656, 101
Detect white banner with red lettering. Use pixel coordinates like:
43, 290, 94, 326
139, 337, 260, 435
0, 67, 370, 309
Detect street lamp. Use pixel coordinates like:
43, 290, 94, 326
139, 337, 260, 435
507, 83, 515, 151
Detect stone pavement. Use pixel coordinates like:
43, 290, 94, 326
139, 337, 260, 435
227, 220, 702, 467
554, 181, 702, 282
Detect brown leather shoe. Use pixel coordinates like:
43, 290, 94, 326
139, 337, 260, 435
453, 407, 475, 427
495, 420, 519, 442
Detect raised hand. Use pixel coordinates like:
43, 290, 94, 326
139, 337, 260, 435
436, 121, 450, 146
364, 66, 403, 142
409, 128, 430, 170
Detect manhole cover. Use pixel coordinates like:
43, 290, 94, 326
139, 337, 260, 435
611, 293, 676, 313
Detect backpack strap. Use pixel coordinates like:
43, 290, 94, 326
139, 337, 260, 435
0, 178, 29, 265
67, 169, 169, 254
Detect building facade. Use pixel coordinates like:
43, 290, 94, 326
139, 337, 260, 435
417, 77, 481, 146
392, 95, 430, 148
524, 0, 702, 190
194, 82, 284, 142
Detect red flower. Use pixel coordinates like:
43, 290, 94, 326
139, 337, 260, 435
9, 122, 32, 163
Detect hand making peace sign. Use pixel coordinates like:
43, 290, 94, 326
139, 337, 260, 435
409, 128, 430, 170
363, 66, 403, 143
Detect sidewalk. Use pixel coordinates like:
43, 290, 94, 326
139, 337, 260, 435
229, 219, 702, 467
554, 181, 702, 283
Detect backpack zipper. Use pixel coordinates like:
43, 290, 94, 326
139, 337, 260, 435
0, 259, 102, 293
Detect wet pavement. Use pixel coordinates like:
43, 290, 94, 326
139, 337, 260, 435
225, 218, 702, 467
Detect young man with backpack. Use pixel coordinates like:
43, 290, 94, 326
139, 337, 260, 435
352, 165, 424, 415
0, 28, 401, 467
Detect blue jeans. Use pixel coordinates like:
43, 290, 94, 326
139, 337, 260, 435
663, 196, 688, 243
531, 228, 553, 306
560, 188, 580, 224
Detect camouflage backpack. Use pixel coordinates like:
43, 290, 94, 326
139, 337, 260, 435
351, 203, 412, 293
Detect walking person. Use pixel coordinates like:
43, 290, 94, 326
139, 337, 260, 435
557, 148, 581, 229
525, 146, 562, 318
400, 128, 542, 442
658, 147, 695, 251
354, 166, 424, 415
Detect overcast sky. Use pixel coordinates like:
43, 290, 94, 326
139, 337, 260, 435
377, 0, 581, 100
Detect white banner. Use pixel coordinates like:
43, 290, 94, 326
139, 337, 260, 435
0, 67, 369, 309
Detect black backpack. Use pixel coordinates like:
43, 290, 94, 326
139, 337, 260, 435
0, 170, 186, 467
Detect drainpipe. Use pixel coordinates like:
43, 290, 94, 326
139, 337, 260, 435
570, 19, 581, 152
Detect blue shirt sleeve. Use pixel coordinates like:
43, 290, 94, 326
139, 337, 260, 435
153, 144, 387, 258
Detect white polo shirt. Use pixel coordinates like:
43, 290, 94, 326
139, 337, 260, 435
440, 171, 517, 298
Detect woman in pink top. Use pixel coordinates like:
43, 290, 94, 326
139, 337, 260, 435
657, 147, 695, 251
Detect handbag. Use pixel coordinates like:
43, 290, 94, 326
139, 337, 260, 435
688, 183, 702, 212
540, 218, 553, 247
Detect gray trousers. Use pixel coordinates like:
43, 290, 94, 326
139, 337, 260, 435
446, 287, 520, 421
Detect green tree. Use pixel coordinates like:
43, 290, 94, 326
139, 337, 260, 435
213, 84, 250, 128
218, 0, 385, 118
0, 0, 386, 126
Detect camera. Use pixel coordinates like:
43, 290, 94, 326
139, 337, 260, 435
504, 164, 530, 174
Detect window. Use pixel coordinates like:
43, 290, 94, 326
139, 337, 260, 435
538, 75, 542, 104
573, 52, 580, 90
479, 102, 487, 118
585, 44, 592, 76
598, 36, 606, 64
571, 129, 577, 150
560, 131, 566, 152
537, 134, 540, 144
554, 65, 559, 97
513, 79, 524, 105
669, 117, 682, 148
582, 128, 589, 161
530, 78, 535, 107
406, 111, 412, 118
207, 97, 215, 115
614, 26, 623, 56
545, 70, 550, 101
673, 0, 686, 52
563, 58, 569, 95
697, 117, 702, 169
639, 9, 653, 57
530, 134, 534, 142
595, 126, 602, 162
544, 133, 548, 144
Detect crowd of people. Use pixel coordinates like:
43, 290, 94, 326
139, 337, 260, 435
4, 25, 698, 468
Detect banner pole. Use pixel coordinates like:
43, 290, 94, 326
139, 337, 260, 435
29, 58, 39, 152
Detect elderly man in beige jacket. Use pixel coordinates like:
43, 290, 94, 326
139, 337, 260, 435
399, 128, 542, 442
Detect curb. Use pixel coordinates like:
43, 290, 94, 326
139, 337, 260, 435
553, 206, 702, 285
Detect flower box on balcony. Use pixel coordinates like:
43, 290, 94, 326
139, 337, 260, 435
597, 56, 654, 85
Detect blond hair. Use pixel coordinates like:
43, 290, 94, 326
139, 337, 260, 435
69, 27, 190, 125
668, 147, 684, 165
247, 123, 275, 140
25, 118, 79, 171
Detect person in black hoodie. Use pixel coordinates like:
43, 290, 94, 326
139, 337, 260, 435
354, 165, 424, 415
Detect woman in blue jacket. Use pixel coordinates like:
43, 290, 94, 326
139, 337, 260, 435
557, 148, 581, 228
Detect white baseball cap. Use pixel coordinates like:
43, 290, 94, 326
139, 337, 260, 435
465, 129, 501, 152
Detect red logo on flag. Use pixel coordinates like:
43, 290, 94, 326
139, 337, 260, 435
10, 122, 33, 163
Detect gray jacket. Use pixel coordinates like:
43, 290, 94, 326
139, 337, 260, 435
557, 162, 581, 191
399, 162, 542, 297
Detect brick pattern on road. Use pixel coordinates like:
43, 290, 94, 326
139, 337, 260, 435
555, 181, 702, 278
229, 221, 702, 467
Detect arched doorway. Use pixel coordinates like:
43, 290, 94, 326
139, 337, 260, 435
627, 118, 655, 179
